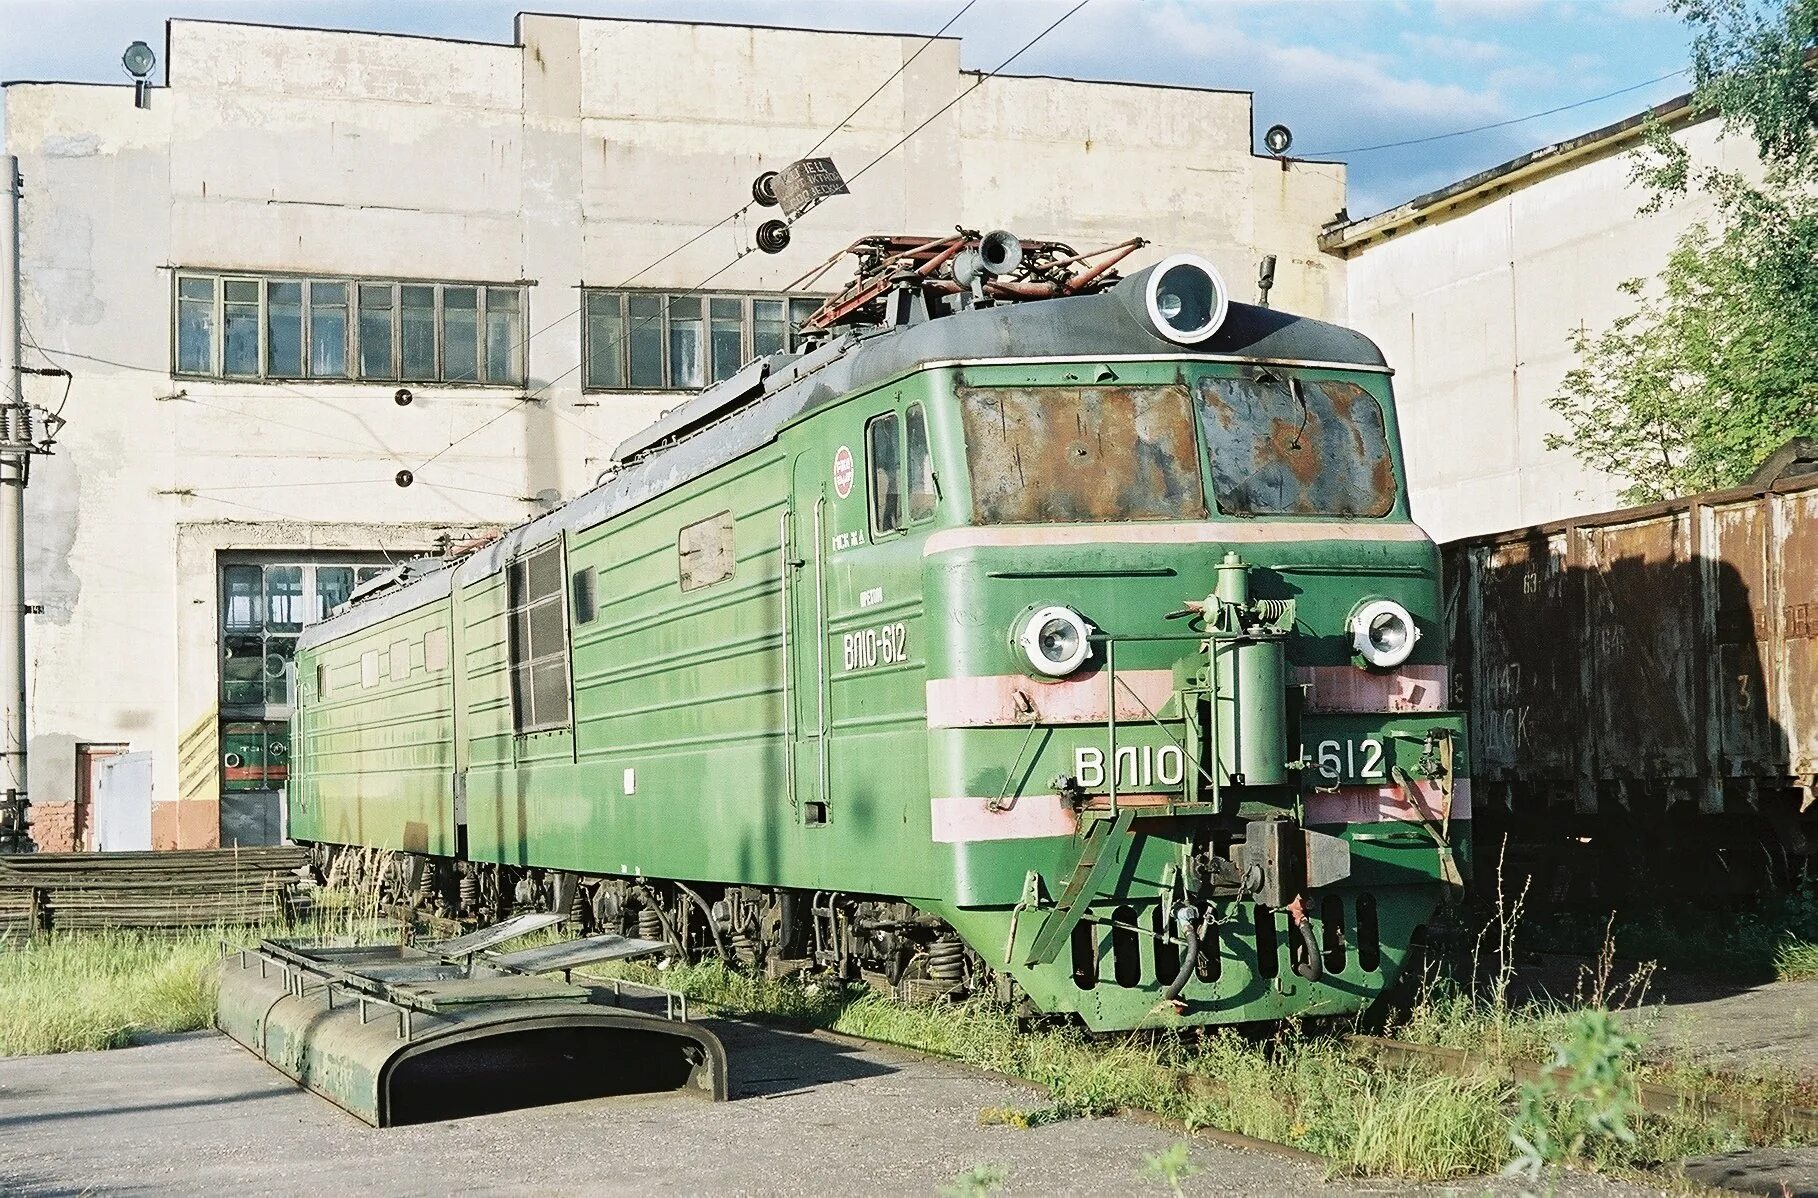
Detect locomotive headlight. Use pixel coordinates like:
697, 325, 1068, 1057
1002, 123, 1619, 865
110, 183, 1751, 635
1017, 606, 1093, 677
1144, 254, 1230, 344
1349, 598, 1420, 669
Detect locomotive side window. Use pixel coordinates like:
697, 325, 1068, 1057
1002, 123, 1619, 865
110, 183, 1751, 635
867, 413, 904, 535
905, 404, 936, 522
507, 542, 573, 735
958, 385, 1206, 524
571, 567, 599, 624
1195, 375, 1396, 517
678, 513, 735, 591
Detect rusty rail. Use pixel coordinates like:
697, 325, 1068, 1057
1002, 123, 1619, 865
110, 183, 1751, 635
1347, 1034, 1818, 1141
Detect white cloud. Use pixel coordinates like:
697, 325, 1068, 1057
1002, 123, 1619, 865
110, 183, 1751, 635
1400, 32, 1506, 63
1434, 0, 1549, 23
1143, 3, 1505, 123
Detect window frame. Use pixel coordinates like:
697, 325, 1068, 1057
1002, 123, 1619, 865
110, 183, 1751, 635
580, 288, 827, 393
866, 405, 938, 540
506, 540, 574, 736
171, 270, 527, 387
866, 411, 906, 539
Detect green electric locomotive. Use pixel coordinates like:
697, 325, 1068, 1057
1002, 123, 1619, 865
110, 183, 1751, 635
290, 233, 1468, 1031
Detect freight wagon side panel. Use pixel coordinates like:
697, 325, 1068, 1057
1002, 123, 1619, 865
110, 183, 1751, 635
1454, 532, 1576, 785
291, 595, 458, 855
1702, 498, 1781, 778
1580, 515, 1700, 783
1777, 486, 1818, 781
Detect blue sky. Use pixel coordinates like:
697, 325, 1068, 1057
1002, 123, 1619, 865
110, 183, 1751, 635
0, 0, 1696, 217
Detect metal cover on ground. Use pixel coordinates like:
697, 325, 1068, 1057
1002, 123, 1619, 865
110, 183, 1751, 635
490, 933, 667, 974
395, 974, 591, 1010
430, 911, 564, 958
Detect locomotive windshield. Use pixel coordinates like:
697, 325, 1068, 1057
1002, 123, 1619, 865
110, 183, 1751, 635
1195, 375, 1396, 517
958, 385, 1207, 523
958, 375, 1398, 524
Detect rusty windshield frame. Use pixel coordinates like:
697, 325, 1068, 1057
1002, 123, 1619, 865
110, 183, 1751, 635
1193, 371, 1398, 519
956, 383, 1209, 525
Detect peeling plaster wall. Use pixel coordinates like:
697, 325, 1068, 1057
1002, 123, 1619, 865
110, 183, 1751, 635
1339, 117, 1764, 544
3, 15, 1344, 846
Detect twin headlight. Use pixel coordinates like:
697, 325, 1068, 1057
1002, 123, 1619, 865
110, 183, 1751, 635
1349, 598, 1421, 669
1012, 597, 1418, 677
1016, 606, 1093, 677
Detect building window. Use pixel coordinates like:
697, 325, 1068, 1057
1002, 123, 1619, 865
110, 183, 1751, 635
582, 290, 823, 392
221, 721, 289, 793
173, 271, 526, 386
221, 560, 388, 712
507, 541, 571, 734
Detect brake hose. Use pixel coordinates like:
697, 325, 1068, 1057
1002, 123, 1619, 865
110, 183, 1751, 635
1286, 895, 1323, 983
1161, 904, 1200, 1002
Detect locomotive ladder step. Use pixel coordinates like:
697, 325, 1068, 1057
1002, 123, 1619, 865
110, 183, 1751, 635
1024, 809, 1135, 968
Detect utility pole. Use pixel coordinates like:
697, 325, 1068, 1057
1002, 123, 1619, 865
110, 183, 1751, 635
0, 156, 27, 852
0, 157, 64, 853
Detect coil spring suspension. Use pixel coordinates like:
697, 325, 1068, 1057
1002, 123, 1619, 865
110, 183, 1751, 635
637, 903, 663, 942
458, 870, 479, 911
928, 936, 966, 984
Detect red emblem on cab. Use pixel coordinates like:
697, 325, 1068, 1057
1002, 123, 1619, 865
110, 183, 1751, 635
833, 445, 855, 499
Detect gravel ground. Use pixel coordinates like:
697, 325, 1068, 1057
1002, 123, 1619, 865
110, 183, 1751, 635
0, 1022, 1662, 1197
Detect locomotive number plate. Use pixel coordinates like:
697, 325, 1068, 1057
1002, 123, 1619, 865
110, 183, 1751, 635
1305, 736, 1388, 785
843, 622, 906, 671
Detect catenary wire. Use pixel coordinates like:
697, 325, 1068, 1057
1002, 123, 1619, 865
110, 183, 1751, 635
1303, 68, 1689, 157
845, 0, 1092, 186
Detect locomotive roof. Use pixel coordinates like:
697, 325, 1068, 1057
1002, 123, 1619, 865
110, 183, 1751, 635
300, 283, 1388, 649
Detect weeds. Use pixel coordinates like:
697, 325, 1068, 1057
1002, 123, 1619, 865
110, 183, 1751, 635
1138, 1142, 1199, 1196
1506, 1010, 1642, 1187
0, 928, 230, 1055
938, 1162, 1009, 1197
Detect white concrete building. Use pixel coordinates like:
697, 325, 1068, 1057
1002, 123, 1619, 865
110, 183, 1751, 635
1323, 94, 1762, 543
2, 14, 1345, 849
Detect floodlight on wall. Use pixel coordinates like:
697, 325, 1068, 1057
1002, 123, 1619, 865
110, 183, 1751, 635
1263, 124, 1293, 155
122, 41, 156, 109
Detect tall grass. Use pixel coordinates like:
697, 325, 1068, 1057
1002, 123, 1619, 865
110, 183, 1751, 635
0, 927, 240, 1055
0, 848, 397, 1058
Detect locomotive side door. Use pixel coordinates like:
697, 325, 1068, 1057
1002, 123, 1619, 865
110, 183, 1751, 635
787, 453, 830, 825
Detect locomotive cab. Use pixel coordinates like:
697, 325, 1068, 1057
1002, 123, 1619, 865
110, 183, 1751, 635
873, 256, 1468, 1028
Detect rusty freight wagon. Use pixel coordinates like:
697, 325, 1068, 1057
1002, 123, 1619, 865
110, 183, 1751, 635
1443, 451, 1818, 896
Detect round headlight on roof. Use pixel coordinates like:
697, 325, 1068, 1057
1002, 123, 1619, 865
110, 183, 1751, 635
1349, 598, 1421, 669
1144, 253, 1230, 344
1016, 606, 1093, 678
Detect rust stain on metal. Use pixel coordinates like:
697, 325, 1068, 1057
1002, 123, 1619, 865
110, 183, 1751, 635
958, 384, 1206, 524
1195, 376, 1396, 517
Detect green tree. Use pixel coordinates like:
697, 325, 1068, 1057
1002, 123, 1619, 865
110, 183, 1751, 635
1545, 0, 1818, 504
